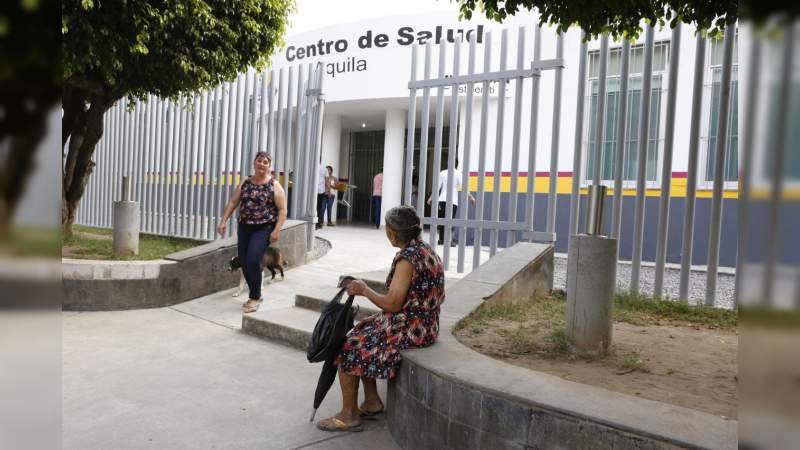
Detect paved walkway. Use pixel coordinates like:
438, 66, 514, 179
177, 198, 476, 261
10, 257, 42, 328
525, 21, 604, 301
63, 224, 485, 449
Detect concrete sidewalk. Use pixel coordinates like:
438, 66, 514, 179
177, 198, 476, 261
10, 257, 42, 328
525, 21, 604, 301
63, 224, 485, 449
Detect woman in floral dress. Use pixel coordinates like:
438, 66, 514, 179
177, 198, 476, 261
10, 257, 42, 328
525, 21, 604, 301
317, 206, 445, 432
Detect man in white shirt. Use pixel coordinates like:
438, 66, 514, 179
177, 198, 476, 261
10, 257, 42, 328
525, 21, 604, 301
427, 163, 474, 246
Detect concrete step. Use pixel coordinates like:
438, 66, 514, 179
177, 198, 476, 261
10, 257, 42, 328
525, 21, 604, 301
242, 307, 318, 351
294, 287, 381, 321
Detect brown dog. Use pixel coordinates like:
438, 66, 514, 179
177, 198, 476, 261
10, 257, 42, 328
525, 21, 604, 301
229, 246, 285, 297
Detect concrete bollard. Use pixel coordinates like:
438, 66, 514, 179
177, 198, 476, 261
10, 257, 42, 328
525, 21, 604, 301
566, 234, 617, 354
113, 176, 140, 257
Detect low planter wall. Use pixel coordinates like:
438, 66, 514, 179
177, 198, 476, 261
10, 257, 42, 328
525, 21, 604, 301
386, 242, 736, 450
63, 220, 313, 311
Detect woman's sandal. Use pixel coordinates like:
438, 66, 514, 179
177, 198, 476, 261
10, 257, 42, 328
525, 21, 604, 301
359, 408, 385, 420
316, 417, 364, 433
243, 298, 263, 313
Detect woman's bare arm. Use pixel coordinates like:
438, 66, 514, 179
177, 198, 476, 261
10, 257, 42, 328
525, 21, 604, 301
271, 181, 288, 243
347, 260, 413, 313
217, 182, 244, 235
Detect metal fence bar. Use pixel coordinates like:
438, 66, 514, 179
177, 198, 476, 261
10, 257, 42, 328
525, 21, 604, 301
408, 62, 562, 89
212, 86, 226, 238
193, 93, 206, 237
457, 34, 477, 272
592, 33, 609, 186
734, 34, 762, 306
178, 98, 190, 235
199, 91, 211, 239
403, 44, 419, 206
258, 72, 267, 153
546, 33, 564, 235
248, 71, 259, 162
144, 96, 155, 232
137, 100, 148, 209
415, 43, 433, 220
274, 68, 285, 180
178, 97, 189, 235
654, 23, 682, 298
428, 40, 447, 246
311, 65, 326, 247
611, 39, 631, 240
489, 30, 508, 256
442, 38, 461, 269
238, 73, 252, 191
762, 24, 794, 306
507, 27, 526, 247
472, 31, 492, 269
168, 98, 181, 235
188, 95, 201, 236
206, 86, 220, 239
525, 25, 543, 233
267, 69, 276, 159
284, 67, 295, 188
705, 25, 736, 306
158, 100, 168, 234
678, 34, 707, 301
630, 24, 655, 293
299, 64, 314, 220
291, 65, 305, 219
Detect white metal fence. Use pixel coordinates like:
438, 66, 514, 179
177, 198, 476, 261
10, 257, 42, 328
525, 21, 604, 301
75, 63, 326, 246
404, 27, 564, 274
405, 23, 744, 308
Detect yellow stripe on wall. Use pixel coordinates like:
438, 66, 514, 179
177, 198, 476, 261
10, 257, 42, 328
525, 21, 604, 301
466, 175, 741, 199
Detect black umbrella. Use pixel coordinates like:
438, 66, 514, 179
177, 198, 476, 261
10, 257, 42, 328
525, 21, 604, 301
307, 276, 359, 422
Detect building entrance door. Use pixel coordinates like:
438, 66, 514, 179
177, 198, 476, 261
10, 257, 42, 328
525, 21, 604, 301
350, 130, 384, 223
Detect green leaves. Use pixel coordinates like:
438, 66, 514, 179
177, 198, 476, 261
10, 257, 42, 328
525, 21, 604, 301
63, 0, 294, 100
457, 1, 737, 41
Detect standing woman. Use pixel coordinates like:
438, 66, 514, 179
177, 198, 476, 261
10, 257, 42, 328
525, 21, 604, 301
324, 165, 338, 226
218, 151, 287, 313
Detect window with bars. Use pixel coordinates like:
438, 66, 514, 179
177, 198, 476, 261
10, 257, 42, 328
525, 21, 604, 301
759, 33, 800, 182
704, 33, 739, 182
584, 41, 670, 183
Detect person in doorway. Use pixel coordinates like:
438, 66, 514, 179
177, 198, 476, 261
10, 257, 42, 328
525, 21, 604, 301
218, 151, 287, 313
316, 163, 327, 230
427, 161, 474, 247
371, 167, 383, 229
316, 206, 444, 432
324, 166, 338, 226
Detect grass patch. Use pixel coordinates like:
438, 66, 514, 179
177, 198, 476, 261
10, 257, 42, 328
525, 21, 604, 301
613, 290, 737, 329
456, 289, 737, 362
63, 225, 204, 260
617, 351, 650, 373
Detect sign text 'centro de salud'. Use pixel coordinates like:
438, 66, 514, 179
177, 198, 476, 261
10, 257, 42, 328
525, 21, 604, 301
283, 24, 508, 96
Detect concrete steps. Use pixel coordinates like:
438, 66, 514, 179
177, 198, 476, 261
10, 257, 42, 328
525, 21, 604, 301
242, 270, 389, 351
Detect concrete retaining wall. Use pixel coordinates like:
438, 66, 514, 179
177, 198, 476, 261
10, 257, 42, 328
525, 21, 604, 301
386, 242, 736, 450
63, 220, 313, 311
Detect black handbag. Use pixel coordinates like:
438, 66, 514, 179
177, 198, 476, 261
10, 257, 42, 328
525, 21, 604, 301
306, 276, 359, 363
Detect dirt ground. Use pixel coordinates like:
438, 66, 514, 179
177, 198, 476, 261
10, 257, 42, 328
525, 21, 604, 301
456, 319, 738, 418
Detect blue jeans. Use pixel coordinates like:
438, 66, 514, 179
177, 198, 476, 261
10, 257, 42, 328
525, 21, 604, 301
371, 195, 382, 227
237, 222, 276, 300
325, 194, 336, 223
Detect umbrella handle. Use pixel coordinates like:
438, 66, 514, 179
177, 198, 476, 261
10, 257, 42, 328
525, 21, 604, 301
309, 408, 318, 422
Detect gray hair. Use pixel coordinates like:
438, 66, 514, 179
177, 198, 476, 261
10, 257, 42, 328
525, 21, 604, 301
385, 206, 421, 242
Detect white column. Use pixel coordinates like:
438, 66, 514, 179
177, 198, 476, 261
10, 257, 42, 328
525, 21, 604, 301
321, 114, 341, 222
381, 108, 406, 226
321, 113, 341, 169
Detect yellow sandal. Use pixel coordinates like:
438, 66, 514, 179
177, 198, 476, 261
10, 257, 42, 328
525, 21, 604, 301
316, 417, 364, 433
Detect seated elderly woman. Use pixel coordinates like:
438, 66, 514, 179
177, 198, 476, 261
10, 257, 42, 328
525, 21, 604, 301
317, 205, 445, 432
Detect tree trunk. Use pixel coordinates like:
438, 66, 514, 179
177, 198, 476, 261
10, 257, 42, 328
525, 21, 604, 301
61, 81, 113, 237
